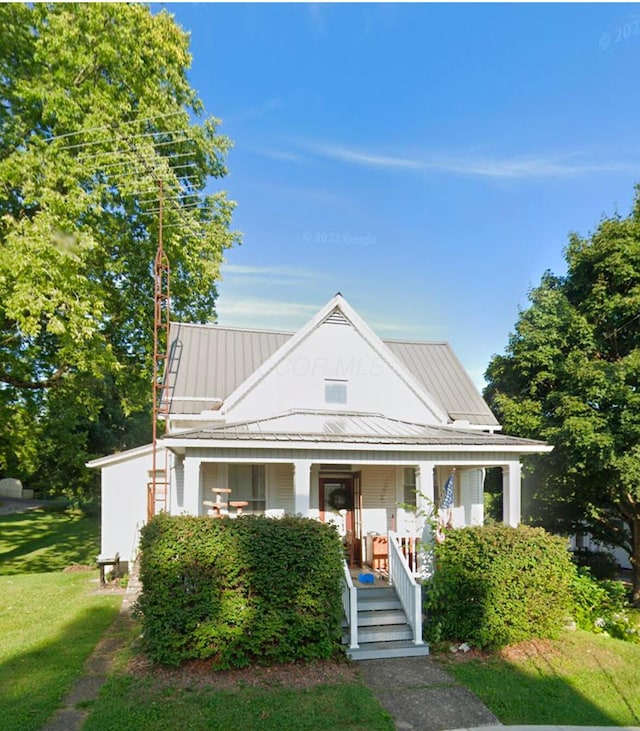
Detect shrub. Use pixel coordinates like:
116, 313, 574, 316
571, 567, 640, 643
424, 525, 574, 649
135, 513, 344, 668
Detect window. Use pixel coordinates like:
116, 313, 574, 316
403, 467, 417, 506
228, 464, 266, 514
325, 379, 347, 405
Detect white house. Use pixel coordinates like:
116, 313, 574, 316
89, 293, 551, 659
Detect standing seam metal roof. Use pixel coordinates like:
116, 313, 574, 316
166, 322, 498, 426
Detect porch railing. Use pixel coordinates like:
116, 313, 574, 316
388, 531, 423, 645
342, 559, 358, 649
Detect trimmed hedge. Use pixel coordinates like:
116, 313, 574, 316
424, 525, 574, 648
136, 513, 344, 668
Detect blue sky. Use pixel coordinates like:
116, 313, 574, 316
163, 2, 640, 389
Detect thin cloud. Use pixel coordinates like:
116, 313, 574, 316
216, 298, 317, 330
291, 139, 638, 179
226, 98, 283, 125
301, 141, 422, 170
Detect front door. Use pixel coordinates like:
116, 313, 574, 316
319, 476, 362, 567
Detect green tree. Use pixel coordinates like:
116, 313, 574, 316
0, 4, 240, 498
485, 189, 640, 604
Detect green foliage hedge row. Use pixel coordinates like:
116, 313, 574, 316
424, 525, 574, 648
136, 514, 344, 668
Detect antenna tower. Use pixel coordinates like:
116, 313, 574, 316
48, 112, 207, 522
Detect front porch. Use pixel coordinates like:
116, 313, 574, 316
160, 418, 548, 660
170, 456, 524, 555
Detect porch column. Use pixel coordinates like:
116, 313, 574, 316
183, 456, 203, 516
416, 462, 435, 523
171, 455, 184, 514
502, 461, 521, 527
416, 461, 436, 580
293, 459, 312, 516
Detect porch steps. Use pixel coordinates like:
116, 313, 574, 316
347, 640, 431, 661
343, 585, 430, 661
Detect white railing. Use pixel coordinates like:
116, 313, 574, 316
342, 560, 359, 649
388, 531, 423, 645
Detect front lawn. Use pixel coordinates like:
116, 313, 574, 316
83, 674, 394, 731
439, 630, 640, 726
0, 509, 122, 731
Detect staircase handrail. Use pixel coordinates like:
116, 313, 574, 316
342, 560, 359, 649
388, 530, 423, 645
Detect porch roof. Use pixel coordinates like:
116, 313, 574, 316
165, 410, 546, 449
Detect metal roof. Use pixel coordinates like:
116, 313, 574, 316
165, 322, 498, 426
166, 323, 291, 413
384, 339, 497, 425
167, 410, 540, 448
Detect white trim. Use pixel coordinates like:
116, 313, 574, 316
86, 443, 154, 469
162, 437, 552, 454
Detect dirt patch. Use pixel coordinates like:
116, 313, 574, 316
433, 638, 562, 665
63, 564, 95, 573
498, 638, 561, 662
126, 655, 359, 691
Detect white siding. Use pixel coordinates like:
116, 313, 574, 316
268, 463, 294, 515
100, 449, 153, 563
360, 465, 398, 535
201, 462, 219, 514
225, 320, 444, 424
461, 468, 484, 526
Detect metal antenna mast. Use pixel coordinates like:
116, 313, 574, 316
150, 179, 171, 520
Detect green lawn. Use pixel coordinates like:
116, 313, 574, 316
0, 507, 101, 575
0, 509, 122, 731
84, 675, 393, 731
439, 630, 640, 726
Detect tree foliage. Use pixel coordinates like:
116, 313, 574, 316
0, 4, 239, 496
485, 189, 640, 603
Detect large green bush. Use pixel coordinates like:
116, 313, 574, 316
136, 514, 344, 668
424, 525, 574, 648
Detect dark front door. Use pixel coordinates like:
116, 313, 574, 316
319, 476, 362, 567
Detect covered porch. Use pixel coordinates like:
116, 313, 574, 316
166, 450, 526, 567
162, 413, 548, 660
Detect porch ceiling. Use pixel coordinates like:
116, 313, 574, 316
165, 410, 546, 449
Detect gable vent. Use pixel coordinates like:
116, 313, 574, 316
323, 308, 350, 326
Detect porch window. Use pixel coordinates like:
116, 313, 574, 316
228, 464, 266, 514
403, 467, 417, 507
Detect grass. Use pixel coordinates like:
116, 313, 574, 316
83, 676, 393, 731
439, 630, 640, 726
0, 509, 122, 731
0, 507, 101, 575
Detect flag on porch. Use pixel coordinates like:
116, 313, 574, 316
441, 469, 455, 527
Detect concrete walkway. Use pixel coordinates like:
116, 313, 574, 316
359, 656, 500, 731
358, 657, 640, 731
41, 565, 142, 731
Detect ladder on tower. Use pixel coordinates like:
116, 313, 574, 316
149, 181, 170, 521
